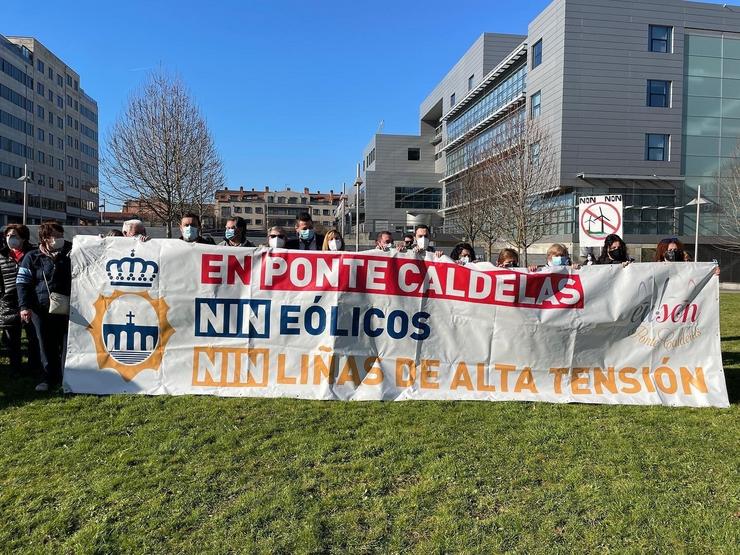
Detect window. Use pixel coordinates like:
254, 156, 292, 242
57, 116, 63, 129
48, 112, 53, 124
66, 94, 72, 107
245, 219, 252, 225
38, 174, 44, 186
255, 207, 263, 214
57, 75, 63, 87
312, 209, 320, 215
48, 132, 54, 146
37, 105, 44, 118
408, 147, 421, 161
244, 206, 252, 213
74, 100, 78, 111
48, 89, 53, 102
394, 186, 442, 209
66, 115, 73, 126
646, 134, 669, 161
37, 128, 45, 142
57, 137, 63, 150
74, 80, 78, 91
530, 141, 541, 166
48, 67, 53, 80
647, 80, 671, 107
234, 206, 242, 213
255, 219, 262, 225
56, 95, 63, 109
66, 74, 72, 86
649, 25, 672, 53
36, 82, 44, 96
450, 93, 456, 107
530, 91, 541, 118
468, 74, 475, 91
37, 59, 44, 73
532, 39, 543, 68
37, 151, 45, 163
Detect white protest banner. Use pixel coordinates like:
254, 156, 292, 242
64, 237, 728, 407
579, 194, 624, 247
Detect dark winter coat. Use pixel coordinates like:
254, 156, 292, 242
16, 241, 72, 311
0, 246, 31, 327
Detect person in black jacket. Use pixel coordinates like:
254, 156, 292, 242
0, 224, 38, 375
285, 212, 324, 250
179, 213, 215, 244
17, 221, 72, 392
596, 234, 632, 265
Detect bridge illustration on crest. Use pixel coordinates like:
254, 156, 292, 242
103, 311, 158, 365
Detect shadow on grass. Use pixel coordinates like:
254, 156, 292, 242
723, 351, 740, 404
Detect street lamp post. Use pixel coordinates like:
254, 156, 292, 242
354, 164, 362, 252
17, 163, 32, 225
686, 184, 709, 262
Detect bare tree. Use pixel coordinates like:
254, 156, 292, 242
444, 168, 486, 244
717, 142, 740, 251
103, 71, 224, 237
475, 113, 557, 264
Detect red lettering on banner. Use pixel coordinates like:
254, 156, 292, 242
260, 252, 584, 309
200, 254, 252, 285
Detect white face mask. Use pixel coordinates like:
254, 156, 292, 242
459, 256, 470, 265
328, 239, 342, 251
50, 237, 65, 251
268, 236, 285, 248
416, 237, 429, 250
6, 236, 22, 250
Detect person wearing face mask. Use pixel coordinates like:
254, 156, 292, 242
596, 234, 632, 265
0, 224, 39, 377
179, 213, 214, 244
219, 217, 255, 247
402, 233, 415, 251
264, 226, 287, 248
322, 230, 345, 252
286, 212, 324, 250
375, 231, 395, 251
655, 237, 691, 262
16, 222, 72, 392
450, 242, 476, 265
496, 248, 519, 268
529, 243, 581, 271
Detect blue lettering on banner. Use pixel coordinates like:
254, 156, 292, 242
194, 298, 271, 338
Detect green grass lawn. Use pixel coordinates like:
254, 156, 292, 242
0, 295, 738, 553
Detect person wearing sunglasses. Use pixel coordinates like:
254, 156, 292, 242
265, 226, 287, 248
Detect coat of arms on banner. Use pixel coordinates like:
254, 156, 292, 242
87, 251, 173, 381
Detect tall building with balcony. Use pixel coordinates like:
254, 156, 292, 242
214, 186, 342, 234
0, 34, 99, 226
420, 0, 740, 270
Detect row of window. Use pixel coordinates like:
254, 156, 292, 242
79, 103, 97, 123
36, 58, 78, 91
80, 122, 97, 141
0, 135, 34, 160
447, 64, 527, 144
394, 186, 442, 210
0, 56, 33, 89
232, 206, 264, 214
80, 141, 96, 159
0, 83, 33, 113
0, 108, 33, 136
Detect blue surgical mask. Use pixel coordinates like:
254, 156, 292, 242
299, 229, 315, 241
549, 256, 569, 267
225, 229, 236, 240
183, 226, 199, 242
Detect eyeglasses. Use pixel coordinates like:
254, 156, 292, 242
269, 234, 285, 239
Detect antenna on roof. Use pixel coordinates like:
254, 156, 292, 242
377, 119, 384, 134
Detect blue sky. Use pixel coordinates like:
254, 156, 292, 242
4, 0, 550, 200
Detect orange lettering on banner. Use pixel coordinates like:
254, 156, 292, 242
494, 363, 516, 392
337, 357, 361, 386
476, 363, 496, 391
420, 359, 440, 389
680, 367, 708, 394
192, 347, 269, 387
549, 368, 569, 394
451, 362, 474, 390
300, 354, 309, 385
593, 367, 617, 394
570, 368, 591, 394
276, 354, 296, 384
363, 357, 384, 385
514, 367, 538, 393
654, 368, 677, 394
618, 367, 641, 394
396, 358, 416, 387
313, 348, 336, 384
641, 367, 656, 393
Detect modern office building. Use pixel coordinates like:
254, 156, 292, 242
214, 186, 342, 233
0, 34, 99, 226
358, 0, 740, 271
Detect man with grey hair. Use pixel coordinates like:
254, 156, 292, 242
121, 219, 148, 240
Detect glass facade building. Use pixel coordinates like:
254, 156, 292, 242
682, 32, 740, 236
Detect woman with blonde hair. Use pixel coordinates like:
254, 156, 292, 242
322, 230, 345, 252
